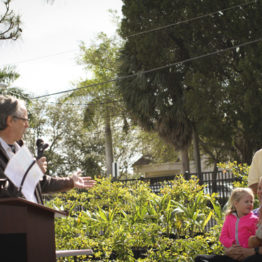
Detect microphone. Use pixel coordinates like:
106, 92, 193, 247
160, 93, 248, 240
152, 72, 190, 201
36, 138, 49, 159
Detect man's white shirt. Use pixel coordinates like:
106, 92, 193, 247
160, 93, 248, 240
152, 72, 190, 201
0, 137, 20, 159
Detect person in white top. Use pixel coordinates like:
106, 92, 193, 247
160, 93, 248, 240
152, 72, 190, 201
248, 149, 262, 195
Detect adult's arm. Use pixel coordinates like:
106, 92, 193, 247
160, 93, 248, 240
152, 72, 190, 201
40, 175, 74, 194
37, 156, 74, 193
248, 149, 262, 195
249, 183, 258, 196
40, 170, 96, 194
37, 156, 96, 193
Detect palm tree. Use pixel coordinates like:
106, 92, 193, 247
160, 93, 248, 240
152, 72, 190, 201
65, 33, 125, 176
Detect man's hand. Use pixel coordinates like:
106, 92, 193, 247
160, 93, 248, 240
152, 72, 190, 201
37, 156, 47, 173
71, 170, 96, 189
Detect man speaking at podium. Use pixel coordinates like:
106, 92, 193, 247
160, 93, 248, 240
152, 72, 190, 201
0, 95, 96, 204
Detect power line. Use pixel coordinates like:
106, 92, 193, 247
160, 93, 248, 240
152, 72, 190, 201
1, 49, 76, 66
126, 0, 258, 38
31, 36, 262, 99
1, 1, 257, 65
42, 99, 123, 107
32, 79, 118, 99
142, 37, 262, 74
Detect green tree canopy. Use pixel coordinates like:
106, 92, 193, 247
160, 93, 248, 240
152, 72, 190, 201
66, 32, 127, 176
0, 65, 19, 85
118, 0, 262, 167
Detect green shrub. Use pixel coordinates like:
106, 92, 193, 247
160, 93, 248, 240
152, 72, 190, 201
143, 231, 223, 262
217, 161, 249, 188
217, 161, 259, 208
47, 175, 225, 261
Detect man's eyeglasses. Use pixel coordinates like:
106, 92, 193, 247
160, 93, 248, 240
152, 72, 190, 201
13, 115, 30, 122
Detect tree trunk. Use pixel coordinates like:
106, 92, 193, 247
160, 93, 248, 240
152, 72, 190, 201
192, 124, 202, 183
180, 147, 190, 174
104, 111, 114, 176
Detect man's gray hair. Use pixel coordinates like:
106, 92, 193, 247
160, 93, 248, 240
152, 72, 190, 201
0, 95, 26, 130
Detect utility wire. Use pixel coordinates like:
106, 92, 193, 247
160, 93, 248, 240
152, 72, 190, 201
1, 49, 76, 66
1, 1, 257, 66
40, 99, 123, 107
32, 36, 262, 99
126, 0, 258, 38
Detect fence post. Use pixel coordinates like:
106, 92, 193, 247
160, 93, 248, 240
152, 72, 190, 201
198, 171, 203, 185
184, 171, 191, 180
112, 162, 119, 180
212, 167, 218, 193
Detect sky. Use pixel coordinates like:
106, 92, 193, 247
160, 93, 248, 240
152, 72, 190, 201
0, 0, 123, 98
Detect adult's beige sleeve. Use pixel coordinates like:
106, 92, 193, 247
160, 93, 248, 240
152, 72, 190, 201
248, 149, 262, 186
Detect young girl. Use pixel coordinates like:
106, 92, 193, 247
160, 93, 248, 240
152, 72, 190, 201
219, 187, 258, 248
195, 187, 261, 262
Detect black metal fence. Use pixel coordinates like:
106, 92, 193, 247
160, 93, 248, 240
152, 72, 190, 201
116, 170, 235, 205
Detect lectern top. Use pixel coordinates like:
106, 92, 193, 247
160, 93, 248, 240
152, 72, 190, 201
0, 197, 68, 217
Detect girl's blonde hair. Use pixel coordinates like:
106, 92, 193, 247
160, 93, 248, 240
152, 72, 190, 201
225, 187, 254, 216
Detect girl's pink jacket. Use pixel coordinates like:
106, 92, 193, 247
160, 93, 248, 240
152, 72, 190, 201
219, 212, 258, 248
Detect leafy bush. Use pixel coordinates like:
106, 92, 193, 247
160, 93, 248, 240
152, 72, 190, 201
217, 161, 249, 188
143, 232, 223, 262
218, 161, 259, 209
47, 175, 225, 261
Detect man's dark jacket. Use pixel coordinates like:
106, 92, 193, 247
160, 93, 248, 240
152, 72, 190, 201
0, 144, 74, 204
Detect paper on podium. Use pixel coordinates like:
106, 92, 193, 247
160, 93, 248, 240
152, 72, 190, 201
4, 146, 44, 203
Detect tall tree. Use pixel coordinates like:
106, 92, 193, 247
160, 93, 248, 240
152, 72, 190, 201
66, 33, 126, 176
118, 0, 196, 173
118, 0, 262, 169
182, 1, 262, 164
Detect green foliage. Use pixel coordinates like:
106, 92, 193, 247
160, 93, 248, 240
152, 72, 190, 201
0, 0, 22, 41
118, 0, 262, 166
25, 100, 104, 177
48, 175, 224, 261
217, 161, 249, 188
217, 161, 259, 209
0, 66, 19, 86
143, 233, 223, 262
159, 176, 215, 237
137, 130, 180, 163
26, 94, 170, 178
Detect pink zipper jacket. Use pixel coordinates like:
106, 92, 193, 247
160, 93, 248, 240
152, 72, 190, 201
219, 212, 258, 248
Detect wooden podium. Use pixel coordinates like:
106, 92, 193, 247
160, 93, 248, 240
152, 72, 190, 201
0, 198, 67, 262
